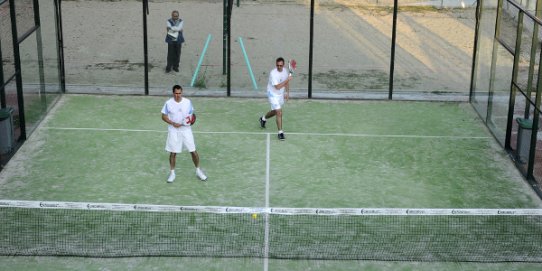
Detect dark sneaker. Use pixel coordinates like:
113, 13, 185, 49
165, 68, 171, 73
173, 67, 179, 72
278, 132, 285, 141
259, 117, 266, 128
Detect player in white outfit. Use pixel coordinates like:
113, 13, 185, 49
259, 57, 293, 140
161, 85, 207, 183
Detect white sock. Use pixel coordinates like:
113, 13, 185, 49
170, 170, 175, 174
262, 116, 266, 121
279, 130, 284, 134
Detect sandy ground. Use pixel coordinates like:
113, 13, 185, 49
0, 0, 482, 98
28, 0, 477, 96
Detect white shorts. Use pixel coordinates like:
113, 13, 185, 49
268, 93, 284, 110
165, 127, 196, 153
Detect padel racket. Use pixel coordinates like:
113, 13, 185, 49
189, 113, 196, 126
190, 113, 196, 125
288, 59, 297, 76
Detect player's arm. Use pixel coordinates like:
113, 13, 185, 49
273, 75, 293, 91
162, 113, 181, 128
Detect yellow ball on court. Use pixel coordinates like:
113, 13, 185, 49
251, 213, 258, 219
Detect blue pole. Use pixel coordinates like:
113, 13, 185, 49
191, 34, 212, 87
238, 37, 258, 90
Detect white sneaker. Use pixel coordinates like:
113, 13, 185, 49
196, 168, 207, 181
167, 172, 175, 183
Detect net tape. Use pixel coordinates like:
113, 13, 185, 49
2, 200, 541, 215
1, 200, 542, 261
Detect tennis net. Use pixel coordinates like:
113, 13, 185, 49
1, 200, 541, 262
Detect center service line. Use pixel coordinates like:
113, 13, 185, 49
264, 133, 270, 271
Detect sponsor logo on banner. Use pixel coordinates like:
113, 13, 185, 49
451, 209, 471, 215
316, 209, 340, 215
40, 202, 61, 208
498, 210, 516, 215
226, 207, 247, 213
360, 209, 384, 215
272, 208, 316, 215
406, 209, 426, 215
87, 204, 107, 210
180, 207, 199, 212
133, 205, 153, 211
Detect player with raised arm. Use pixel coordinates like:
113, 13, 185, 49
259, 57, 293, 141
162, 85, 207, 183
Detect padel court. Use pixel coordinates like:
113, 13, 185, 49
1, 95, 541, 270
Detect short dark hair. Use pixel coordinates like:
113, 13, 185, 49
276, 57, 285, 63
172, 85, 182, 92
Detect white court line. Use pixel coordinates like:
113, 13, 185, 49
264, 133, 270, 271
265, 133, 270, 208
43, 127, 491, 140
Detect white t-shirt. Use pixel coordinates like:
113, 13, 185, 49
267, 68, 289, 97
161, 97, 194, 129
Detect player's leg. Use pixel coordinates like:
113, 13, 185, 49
165, 129, 182, 183
275, 109, 283, 131
167, 152, 177, 183
261, 109, 278, 128
169, 152, 177, 170
276, 95, 285, 140
261, 95, 280, 128
265, 110, 276, 119
191, 151, 207, 181
190, 151, 199, 168
184, 129, 207, 181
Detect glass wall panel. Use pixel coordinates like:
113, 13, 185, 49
394, 0, 475, 98
472, 0, 498, 121
0, 1, 15, 80
534, 33, 542, 113
515, 13, 537, 93
3, 78, 21, 142
147, 0, 224, 95
526, 0, 536, 11
512, 0, 536, 12
487, 44, 513, 145
518, 0, 537, 12
509, 89, 532, 174
19, 31, 44, 135
498, 4, 518, 52
533, 111, 542, 188
0, 2, 21, 162
61, 0, 144, 93
231, 0, 309, 96
312, 0, 391, 99
14, 0, 35, 39
506, 10, 538, 165
38, 0, 61, 110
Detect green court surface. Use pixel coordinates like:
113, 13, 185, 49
0, 94, 541, 270
1, 256, 542, 271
